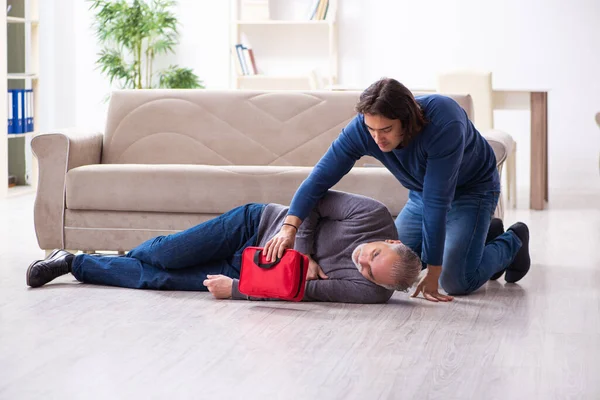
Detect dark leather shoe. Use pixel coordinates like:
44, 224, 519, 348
26, 249, 73, 288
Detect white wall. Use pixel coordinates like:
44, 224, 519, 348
39, 0, 600, 203
337, 0, 600, 201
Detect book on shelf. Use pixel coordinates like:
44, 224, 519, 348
7, 89, 35, 134
234, 44, 258, 76
309, 0, 329, 21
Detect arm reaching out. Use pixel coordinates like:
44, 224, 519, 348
304, 279, 393, 304
226, 277, 392, 304
264, 116, 369, 261
411, 121, 464, 303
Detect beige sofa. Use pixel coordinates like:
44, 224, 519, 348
31, 89, 513, 253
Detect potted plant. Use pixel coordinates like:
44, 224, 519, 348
89, 0, 204, 89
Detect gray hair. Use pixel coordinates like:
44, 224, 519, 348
381, 243, 422, 292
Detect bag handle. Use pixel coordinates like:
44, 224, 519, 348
254, 249, 282, 269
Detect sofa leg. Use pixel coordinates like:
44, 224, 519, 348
494, 192, 505, 221
506, 144, 517, 208
117, 251, 125, 255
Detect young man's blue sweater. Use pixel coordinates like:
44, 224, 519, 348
288, 94, 500, 266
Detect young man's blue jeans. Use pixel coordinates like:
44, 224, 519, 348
395, 190, 522, 295
71, 204, 265, 290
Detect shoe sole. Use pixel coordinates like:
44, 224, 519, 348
26, 249, 61, 287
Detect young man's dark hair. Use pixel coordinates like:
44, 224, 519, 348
354, 77, 427, 147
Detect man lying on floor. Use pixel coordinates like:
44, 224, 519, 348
26, 191, 424, 303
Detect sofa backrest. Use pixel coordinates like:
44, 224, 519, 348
101, 89, 474, 166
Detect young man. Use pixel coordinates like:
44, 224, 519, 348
26, 191, 423, 304
265, 78, 531, 301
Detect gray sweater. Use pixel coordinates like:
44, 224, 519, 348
232, 191, 397, 303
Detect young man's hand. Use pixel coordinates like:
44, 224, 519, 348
306, 255, 328, 281
203, 275, 233, 299
411, 265, 454, 302
264, 223, 298, 262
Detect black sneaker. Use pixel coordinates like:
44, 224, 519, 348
505, 222, 531, 283
26, 249, 74, 288
487, 218, 506, 280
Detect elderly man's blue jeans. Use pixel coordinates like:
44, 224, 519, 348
395, 190, 522, 295
71, 204, 265, 290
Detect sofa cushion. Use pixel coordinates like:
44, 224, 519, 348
102, 90, 474, 168
65, 164, 409, 216
102, 90, 360, 167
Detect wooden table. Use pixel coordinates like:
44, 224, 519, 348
328, 85, 549, 210
493, 90, 548, 210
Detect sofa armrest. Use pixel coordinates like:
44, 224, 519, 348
483, 129, 515, 167
31, 131, 103, 250
482, 129, 516, 221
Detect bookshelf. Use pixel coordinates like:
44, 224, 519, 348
230, 0, 338, 90
1, 0, 40, 198
236, 20, 331, 25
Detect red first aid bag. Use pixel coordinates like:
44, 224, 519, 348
238, 247, 309, 301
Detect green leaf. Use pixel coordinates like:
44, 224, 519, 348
88, 0, 203, 91
148, 35, 177, 56
158, 65, 204, 89
96, 47, 136, 88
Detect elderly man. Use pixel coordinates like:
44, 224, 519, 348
26, 191, 423, 304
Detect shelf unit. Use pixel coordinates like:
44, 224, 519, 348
230, 0, 338, 90
235, 19, 331, 25
1, 0, 40, 198
7, 16, 37, 24
7, 132, 34, 139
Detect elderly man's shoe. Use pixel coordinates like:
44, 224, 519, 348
26, 250, 74, 288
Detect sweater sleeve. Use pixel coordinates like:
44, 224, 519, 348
421, 121, 465, 266
304, 279, 393, 303
231, 279, 280, 301
293, 209, 319, 255
287, 116, 368, 221
231, 279, 248, 300
313, 190, 389, 222
232, 278, 393, 304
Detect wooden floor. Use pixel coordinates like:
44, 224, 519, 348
1, 191, 599, 400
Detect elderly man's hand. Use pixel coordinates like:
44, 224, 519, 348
306, 255, 328, 281
203, 275, 233, 299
